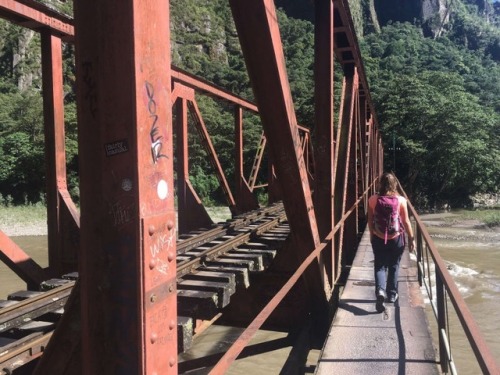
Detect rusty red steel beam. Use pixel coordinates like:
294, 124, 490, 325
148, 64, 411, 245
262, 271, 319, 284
333, 0, 378, 133
0, 231, 45, 288
41, 31, 80, 277
188, 99, 237, 213
336, 69, 358, 274
313, 0, 335, 283
171, 68, 258, 113
331, 71, 356, 281
172, 86, 214, 234
228, 1, 327, 303
74, 1, 177, 374
344, 81, 360, 263
313, 0, 334, 235
209, 183, 375, 374
234, 106, 260, 213
0, 0, 73, 39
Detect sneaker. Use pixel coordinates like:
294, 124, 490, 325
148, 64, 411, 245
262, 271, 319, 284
376, 289, 386, 313
389, 293, 399, 303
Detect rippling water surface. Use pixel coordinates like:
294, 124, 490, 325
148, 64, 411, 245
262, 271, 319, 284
421, 213, 500, 374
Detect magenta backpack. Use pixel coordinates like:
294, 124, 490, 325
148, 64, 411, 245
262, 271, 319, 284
374, 195, 403, 244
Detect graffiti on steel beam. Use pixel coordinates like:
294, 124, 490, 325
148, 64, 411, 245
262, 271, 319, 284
149, 228, 176, 260
149, 226, 176, 286
82, 62, 98, 119
108, 200, 133, 228
145, 81, 168, 164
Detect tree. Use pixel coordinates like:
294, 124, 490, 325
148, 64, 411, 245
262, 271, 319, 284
376, 71, 499, 207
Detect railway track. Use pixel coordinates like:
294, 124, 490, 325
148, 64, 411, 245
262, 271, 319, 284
0, 203, 289, 373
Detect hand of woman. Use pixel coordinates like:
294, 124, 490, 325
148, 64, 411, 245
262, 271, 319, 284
408, 237, 416, 253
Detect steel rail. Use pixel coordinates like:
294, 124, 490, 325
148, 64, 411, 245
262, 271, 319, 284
176, 211, 287, 278
401, 188, 499, 374
0, 283, 73, 333
176, 203, 285, 254
0, 332, 52, 374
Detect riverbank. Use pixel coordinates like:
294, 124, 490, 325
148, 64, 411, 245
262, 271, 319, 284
420, 212, 500, 243
0, 205, 48, 237
0, 205, 497, 238
0, 205, 233, 237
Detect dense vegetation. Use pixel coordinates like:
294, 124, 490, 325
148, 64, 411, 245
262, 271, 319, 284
0, 0, 498, 208
362, 23, 500, 207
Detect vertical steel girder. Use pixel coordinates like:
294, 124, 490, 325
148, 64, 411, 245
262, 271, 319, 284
333, 70, 359, 279
187, 100, 237, 213
229, 0, 328, 303
344, 78, 360, 264
172, 86, 214, 234
41, 31, 80, 277
234, 107, 260, 213
313, 0, 335, 286
74, 1, 176, 374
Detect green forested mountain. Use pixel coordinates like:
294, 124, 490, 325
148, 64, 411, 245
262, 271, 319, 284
0, 0, 498, 208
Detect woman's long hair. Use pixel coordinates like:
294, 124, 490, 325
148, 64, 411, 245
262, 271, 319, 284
378, 172, 398, 196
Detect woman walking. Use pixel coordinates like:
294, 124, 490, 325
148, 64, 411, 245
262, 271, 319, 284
367, 172, 415, 313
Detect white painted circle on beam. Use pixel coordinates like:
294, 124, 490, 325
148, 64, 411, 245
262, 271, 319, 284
157, 179, 168, 200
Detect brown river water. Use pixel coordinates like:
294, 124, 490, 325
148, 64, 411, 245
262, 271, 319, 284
0, 212, 498, 374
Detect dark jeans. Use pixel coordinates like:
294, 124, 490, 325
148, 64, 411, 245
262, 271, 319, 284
371, 234, 405, 297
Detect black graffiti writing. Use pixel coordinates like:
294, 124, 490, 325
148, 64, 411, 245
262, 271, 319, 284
145, 81, 168, 163
82, 61, 98, 118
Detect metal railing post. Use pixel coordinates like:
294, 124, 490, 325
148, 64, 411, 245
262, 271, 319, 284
436, 276, 449, 373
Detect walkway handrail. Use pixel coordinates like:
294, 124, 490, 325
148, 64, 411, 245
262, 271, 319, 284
401, 189, 499, 374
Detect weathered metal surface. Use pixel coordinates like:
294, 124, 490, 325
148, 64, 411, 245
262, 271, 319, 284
1, 285, 71, 332
74, 0, 176, 374
234, 106, 260, 213
0, 332, 52, 374
174, 93, 214, 234
229, 0, 320, 247
0, 0, 74, 39
41, 31, 80, 277
0, 231, 45, 288
313, 0, 335, 287
188, 99, 237, 213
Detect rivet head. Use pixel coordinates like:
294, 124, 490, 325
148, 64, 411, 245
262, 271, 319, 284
150, 332, 157, 344
169, 320, 175, 330
169, 284, 174, 293
149, 258, 156, 269
148, 225, 156, 236
150, 294, 157, 303
169, 357, 176, 367
168, 252, 175, 261
167, 220, 174, 230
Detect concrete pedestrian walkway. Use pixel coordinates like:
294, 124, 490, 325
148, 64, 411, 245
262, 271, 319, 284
316, 230, 440, 374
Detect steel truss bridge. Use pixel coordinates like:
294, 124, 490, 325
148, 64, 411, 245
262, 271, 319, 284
0, 0, 497, 374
